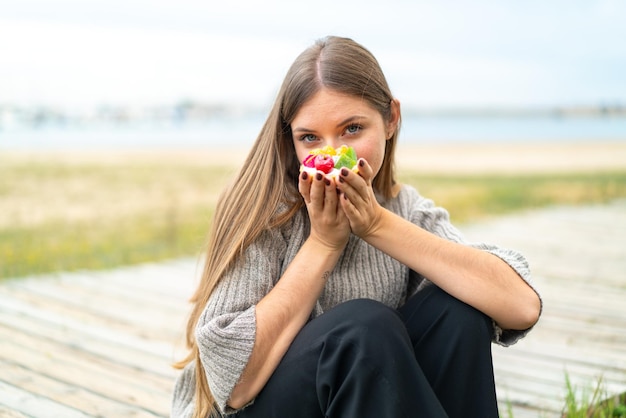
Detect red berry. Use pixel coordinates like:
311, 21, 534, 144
314, 154, 334, 174
302, 154, 316, 168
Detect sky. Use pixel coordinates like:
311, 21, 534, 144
1, 0, 625, 111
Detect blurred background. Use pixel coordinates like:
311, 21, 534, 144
1, 0, 626, 279
2, 4, 625, 415
1, 0, 626, 148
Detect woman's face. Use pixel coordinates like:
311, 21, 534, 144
291, 88, 398, 178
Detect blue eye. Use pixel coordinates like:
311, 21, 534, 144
345, 124, 362, 135
300, 133, 317, 142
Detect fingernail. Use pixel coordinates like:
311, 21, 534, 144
324, 178, 331, 186
358, 159, 365, 167
315, 173, 323, 181
341, 168, 349, 176
301, 172, 308, 180
338, 176, 344, 183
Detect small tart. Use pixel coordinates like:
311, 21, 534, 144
300, 145, 359, 179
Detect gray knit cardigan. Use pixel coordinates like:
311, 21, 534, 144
171, 185, 540, 417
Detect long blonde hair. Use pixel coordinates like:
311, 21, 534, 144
173, 35, 401, 418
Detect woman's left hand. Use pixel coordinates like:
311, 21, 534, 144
337, 158, 385, 238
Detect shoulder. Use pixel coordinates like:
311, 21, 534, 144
274, 202, 308, 242
225, 204, 306, 281
387, 184, 456, 232
384, 184, 436, 214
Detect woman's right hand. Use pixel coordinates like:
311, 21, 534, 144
230, 170, 349, 409
299, 171, 350, 251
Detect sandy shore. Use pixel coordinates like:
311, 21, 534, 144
395, 140, 626, 173
3, 140, 626, 174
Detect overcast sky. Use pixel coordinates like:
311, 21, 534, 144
1, 0, 625, 110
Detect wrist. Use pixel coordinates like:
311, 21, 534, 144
357, 206, 387, 241
306, 233, 348, 255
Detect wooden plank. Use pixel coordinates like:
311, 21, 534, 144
0, 360, 159, 417
0, 381, 90, 418
0, 261, 192, 416
0, 324, 171, 417
0, 406, 29, 418
0, 309, 181, 379
0, 322, 173, 393
0, 280, 183, 342
82, 259, 200, 299
0, 294, 177, 359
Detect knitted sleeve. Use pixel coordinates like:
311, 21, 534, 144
401, 186, 541, 346
195, 227, 287, 415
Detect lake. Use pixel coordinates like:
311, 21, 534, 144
2, 114, 626, 150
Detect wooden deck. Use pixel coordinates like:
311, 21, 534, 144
464, 199, 626, 417
1, 200, 625, 417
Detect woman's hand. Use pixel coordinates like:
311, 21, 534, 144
336, 159, 385, 238
233, 171, 352, 409
299, 171, 351, 251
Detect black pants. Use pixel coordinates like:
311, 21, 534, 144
234, 285, 498, 418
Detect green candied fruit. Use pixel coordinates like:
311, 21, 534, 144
334, 147, 357, 169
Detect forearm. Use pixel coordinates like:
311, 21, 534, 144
365, 209, 540, 331
228, 237, 342, 409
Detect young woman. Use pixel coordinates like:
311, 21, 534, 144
172, 36, 541, 418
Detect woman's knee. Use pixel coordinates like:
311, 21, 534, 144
403, 285, 493, 344
440, 290, 490, 331
322, 298, 412, 357
330, 298, 403, 332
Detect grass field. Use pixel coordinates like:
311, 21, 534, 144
1, 150, 626, 279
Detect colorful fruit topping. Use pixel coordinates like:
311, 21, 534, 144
310, 145, 337, 157
334, 146, 357, 169
302, 154, 316, 168
314, 154, 335, 173
299, 145, 359, 178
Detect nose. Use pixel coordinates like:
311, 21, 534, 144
320, 137, 343, 150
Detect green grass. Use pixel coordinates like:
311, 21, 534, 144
502, 375, 626, 417
399, 171, 626, 224
1, 153, 626, 280
0, 154, 232, 279
0, 205, 213, 279
562, 374, 626, 417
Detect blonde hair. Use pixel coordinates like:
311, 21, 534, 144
173, 36, 401, 418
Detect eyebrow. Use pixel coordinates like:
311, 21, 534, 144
292, 115, 368, 133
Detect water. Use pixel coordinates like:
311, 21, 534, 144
401, 115, 626, 143
2, 114, 626, 151
0, 119, 263, 151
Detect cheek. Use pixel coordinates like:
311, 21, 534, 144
292, 141, 307, 163
356, 142, 385, 175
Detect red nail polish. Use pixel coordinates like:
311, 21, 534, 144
324, 178, 331, 186
341, 168, 349, 176
301, 172, 308, 180
358, 159, 365, 167
315, 173, 323, 181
